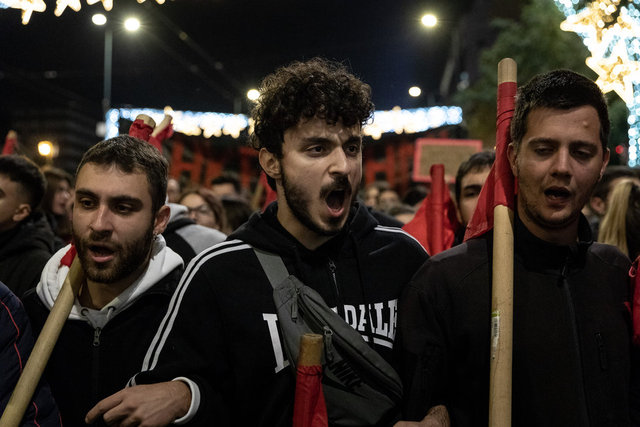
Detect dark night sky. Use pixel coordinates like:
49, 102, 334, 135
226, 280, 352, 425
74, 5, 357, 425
1, 0, 473, 121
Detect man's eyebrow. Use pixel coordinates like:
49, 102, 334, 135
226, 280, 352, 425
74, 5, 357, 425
75, 189, 143, 205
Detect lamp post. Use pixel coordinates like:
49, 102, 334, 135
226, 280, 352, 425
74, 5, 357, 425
92, 14, 139, 122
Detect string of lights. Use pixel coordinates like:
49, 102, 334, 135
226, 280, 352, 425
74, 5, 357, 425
554, 0, 640, 166
0, 0, 165, 24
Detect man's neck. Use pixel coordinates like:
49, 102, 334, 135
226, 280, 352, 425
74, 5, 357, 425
78, 262, 149, 310
517, 206, 579, 246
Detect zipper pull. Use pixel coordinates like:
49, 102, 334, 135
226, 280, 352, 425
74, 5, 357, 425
93, 327, 102, 347
323, 326, 334, 363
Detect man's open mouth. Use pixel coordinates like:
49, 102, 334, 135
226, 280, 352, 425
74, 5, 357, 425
544, 187, 571, 199
87, 244, 116, 262
326, 189, 347, 212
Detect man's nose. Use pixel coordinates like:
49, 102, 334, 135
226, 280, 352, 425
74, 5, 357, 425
90, 205, 113, 232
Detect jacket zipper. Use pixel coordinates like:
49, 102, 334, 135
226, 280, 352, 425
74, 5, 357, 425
560, 267, 590, 426
328, 259, 345, 318
91, 326, 102, 412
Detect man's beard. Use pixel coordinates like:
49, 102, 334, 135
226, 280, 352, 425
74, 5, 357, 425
281, 169, 355, 237
73, 225, 154, 284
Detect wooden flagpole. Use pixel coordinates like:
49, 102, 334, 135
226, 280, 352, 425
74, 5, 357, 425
488, 58, 516, 427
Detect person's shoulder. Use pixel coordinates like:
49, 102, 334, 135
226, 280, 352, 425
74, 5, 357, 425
589, 242, 631, 271
184, 238, 256, 272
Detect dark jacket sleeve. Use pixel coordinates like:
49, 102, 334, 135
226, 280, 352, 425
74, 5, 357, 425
131, 265, 231, 426
397, 259, 451, 421
0, 282, 61, 426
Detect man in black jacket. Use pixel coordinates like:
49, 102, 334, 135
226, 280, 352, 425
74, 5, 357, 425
86, 58, 428, 426
0, 155, 55, 298
398, 70, 633, 426
23, 135, 184, 426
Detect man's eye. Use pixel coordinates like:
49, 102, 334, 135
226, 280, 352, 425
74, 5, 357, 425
345, 144, 361, 155
308, 146, 324, 154
115, 205, 133, 214
573, 149, 594, 160
78, 199, 95, 209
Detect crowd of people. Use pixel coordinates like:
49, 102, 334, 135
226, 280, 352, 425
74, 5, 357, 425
1, 57, 639, 427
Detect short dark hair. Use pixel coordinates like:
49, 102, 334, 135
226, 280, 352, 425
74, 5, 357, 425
249, 57, 374, 157
511, 69, 610, 152
455, 150, 495, 203
592, 165, 640, 200
0, 154, 46, 210
211, 172, 241, 194
76, 135, 168, 213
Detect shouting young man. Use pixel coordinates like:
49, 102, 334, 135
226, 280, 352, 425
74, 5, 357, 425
23, 135, 183, 426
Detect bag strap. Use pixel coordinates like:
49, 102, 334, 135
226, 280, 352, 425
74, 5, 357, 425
253, 248, 290, 287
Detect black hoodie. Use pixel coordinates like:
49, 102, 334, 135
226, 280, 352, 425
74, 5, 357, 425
0, 212, 55, 298
132, 201, 428, 426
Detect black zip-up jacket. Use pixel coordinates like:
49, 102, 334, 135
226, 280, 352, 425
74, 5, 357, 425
399, 214, 632, 426
132, 201, 428, 426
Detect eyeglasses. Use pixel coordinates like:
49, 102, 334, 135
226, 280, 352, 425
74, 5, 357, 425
186, 204, 213, 216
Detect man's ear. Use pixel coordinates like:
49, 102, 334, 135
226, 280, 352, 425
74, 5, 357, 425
153, 204, 171, 235
12, 203, 31, 223
259, 148, 281, 181
507, 142, 518, 176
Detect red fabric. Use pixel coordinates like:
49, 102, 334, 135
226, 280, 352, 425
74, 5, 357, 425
59, 245, 76, 268
149, 123, 174, 151
128, 120, 153, 142
629, 257, 640, 346
293, 365, 328, 427
403, 169, 461, 255
260, 171, 278, 212
464, 81, 517, 241
3, 130, 17, 155
428, 164, 445, 255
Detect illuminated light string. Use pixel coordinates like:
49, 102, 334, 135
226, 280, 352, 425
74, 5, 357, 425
105, 105, 463, 141
554, 0, 640, 166
5, 0, 164, 24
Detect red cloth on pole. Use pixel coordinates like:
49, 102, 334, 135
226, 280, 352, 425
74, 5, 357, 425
464, 81, 517, 241
292, 365, 328, 427
128, 119, 153, 142
59, 245, 76, 268
149, 123, 174, 151
403, 165, 460, 255
2, 130, 17, 155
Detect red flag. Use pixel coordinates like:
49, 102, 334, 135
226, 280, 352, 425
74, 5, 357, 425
2, 130, 18, 155
293, 334, 328, 427
463, 81, 517, 241
128, 119, 154, 142
149, 123, 173, 151
403, 164, 461, 255
59, 245, 76, 267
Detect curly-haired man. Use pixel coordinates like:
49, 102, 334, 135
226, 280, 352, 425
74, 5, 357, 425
87, 58, 428, 426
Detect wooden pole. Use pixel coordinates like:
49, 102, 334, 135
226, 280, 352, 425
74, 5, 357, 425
488, 58, 516, 427
0, 257, 84, 427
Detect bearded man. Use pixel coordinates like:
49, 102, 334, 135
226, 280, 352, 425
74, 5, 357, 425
23, 135, 183, 426
86, 58, 428, 426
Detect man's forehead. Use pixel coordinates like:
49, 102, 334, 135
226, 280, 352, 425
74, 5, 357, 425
288, 116, 361, 138
76, 163, 151, 199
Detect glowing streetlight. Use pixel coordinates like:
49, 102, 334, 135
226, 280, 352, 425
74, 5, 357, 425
92, 13, 107, 26
124, 17, 140, 32
38, 140, 53, 157
421, 13, 437, 28
247, 89, 260, 101
409, 86, 422, 97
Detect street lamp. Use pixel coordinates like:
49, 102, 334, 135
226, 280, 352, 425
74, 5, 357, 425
92, 14, 140, 127
421, 13, 437, 28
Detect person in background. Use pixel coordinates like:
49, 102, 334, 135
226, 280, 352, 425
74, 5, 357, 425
0, 281, 61, 426
598, 178, 640, 260
42, 167, 73, 249
220, 195, 253, 235
166, 177, 182, 204
585, 165, 640, 238
210, 172, 243, 199
452, 150, 495, 244
0, 155, 55, 298
179, 186, 227, 232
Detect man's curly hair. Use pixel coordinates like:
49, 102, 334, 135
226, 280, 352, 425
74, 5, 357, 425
249, 58, 374, 157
